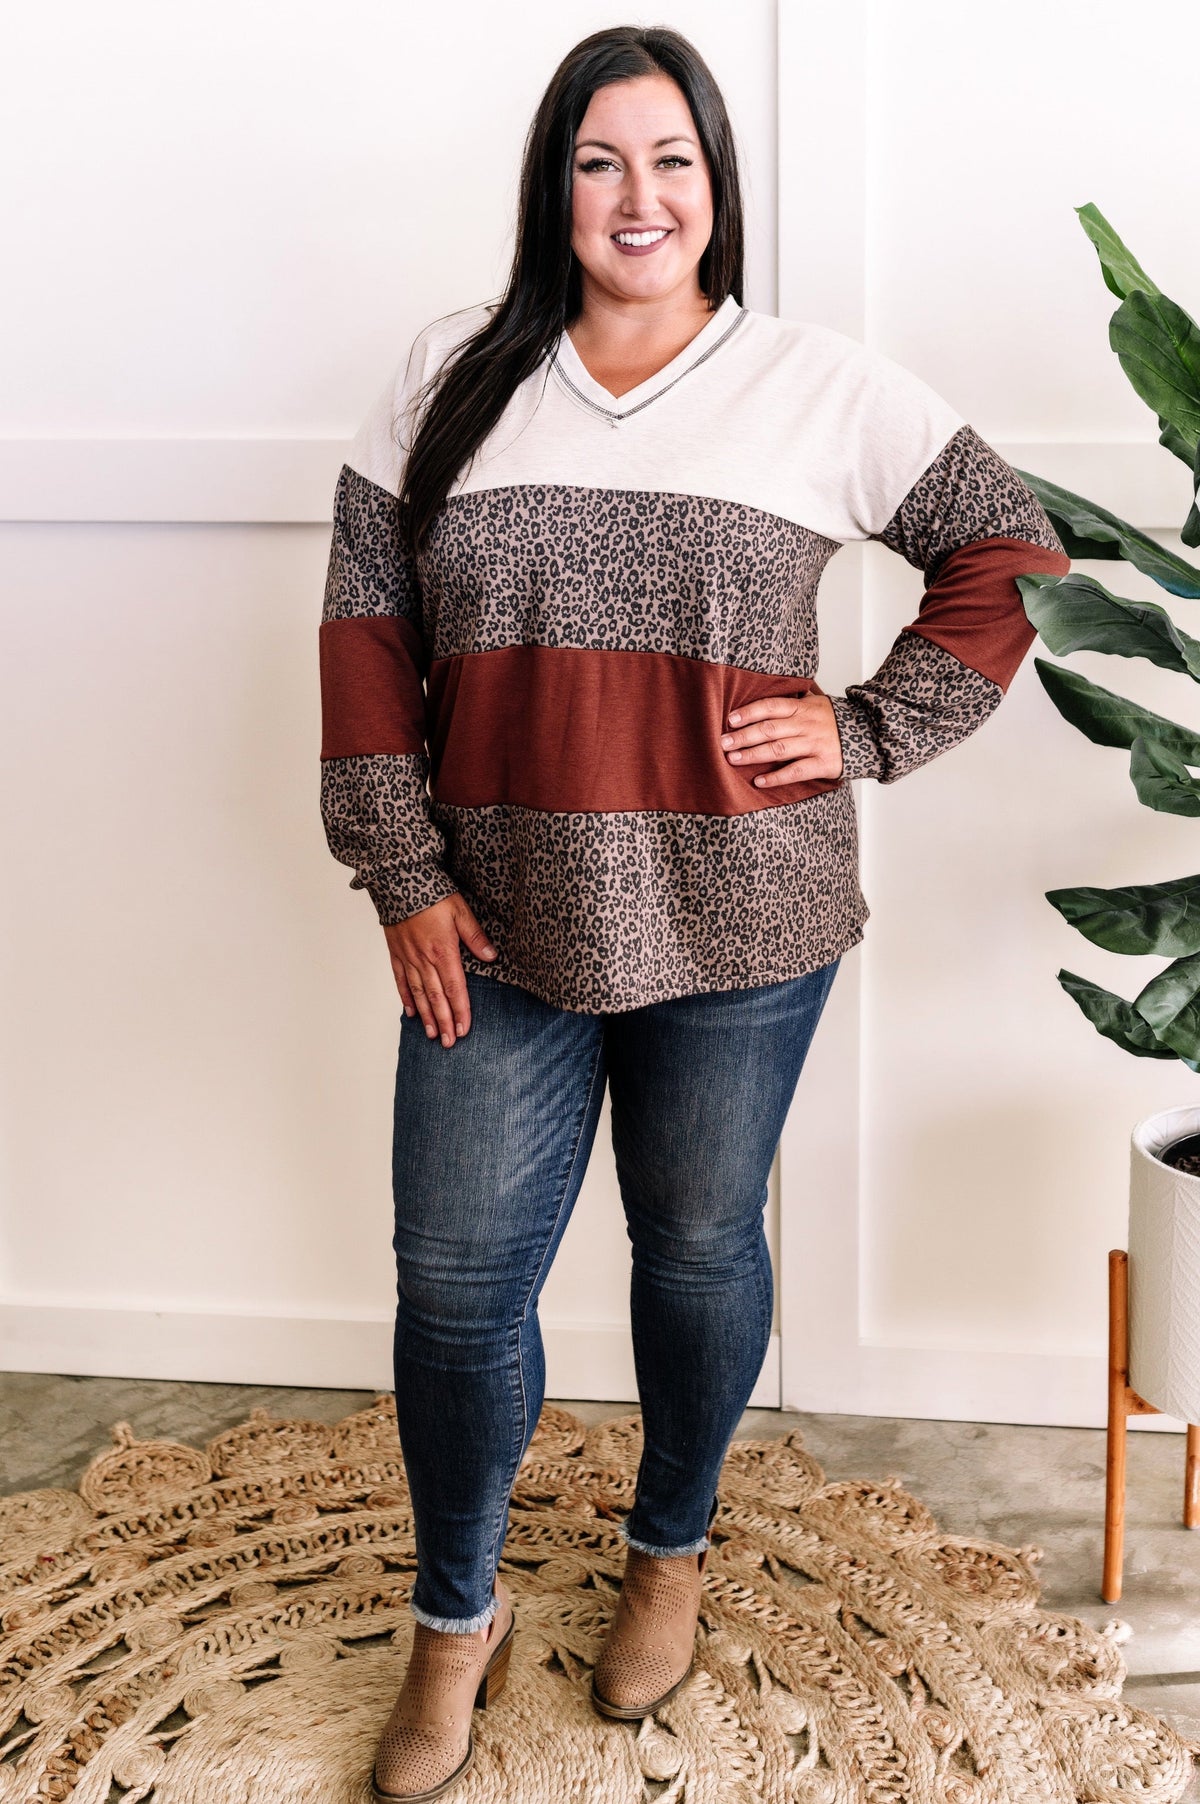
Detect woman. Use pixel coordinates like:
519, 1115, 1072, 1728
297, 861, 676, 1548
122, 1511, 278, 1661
318, 25, 1069, 1801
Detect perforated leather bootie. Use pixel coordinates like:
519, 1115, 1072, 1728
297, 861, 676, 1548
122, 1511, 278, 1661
371, 1576, 515, 1801
591, 1543, 709, 1719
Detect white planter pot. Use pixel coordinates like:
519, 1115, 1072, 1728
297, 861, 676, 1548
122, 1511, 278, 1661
1128, 1103, 1200, 1424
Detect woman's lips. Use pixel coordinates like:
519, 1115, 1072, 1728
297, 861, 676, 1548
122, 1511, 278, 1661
610, 229, 673, 257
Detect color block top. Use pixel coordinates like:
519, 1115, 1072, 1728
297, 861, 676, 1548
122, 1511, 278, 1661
319, 294, 1069, 1014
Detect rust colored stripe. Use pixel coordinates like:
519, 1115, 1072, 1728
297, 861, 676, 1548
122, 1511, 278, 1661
904, 535, 1070, 691
319, 615, 429, 759
425, 645, 842, 812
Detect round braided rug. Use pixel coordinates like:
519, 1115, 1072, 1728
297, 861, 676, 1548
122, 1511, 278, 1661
0, 1398, 1195, 1804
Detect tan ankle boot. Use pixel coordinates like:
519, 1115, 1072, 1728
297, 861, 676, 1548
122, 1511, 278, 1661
371, 1577, 515, 1801
591, 1544, 709, 1719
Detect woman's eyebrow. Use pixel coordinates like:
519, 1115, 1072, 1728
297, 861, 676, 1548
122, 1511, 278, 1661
575, 136, 697, 152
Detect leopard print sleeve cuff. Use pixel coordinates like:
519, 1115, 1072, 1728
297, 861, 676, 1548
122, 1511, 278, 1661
318, 463, 458, 925
830, 636, 1005, 786
828, 694, 887, 783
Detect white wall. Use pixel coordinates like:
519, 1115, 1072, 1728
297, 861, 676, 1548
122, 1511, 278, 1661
855, 0, 1200, 1363
3, 0, 1198, 1426
773, 0, 1200, 1430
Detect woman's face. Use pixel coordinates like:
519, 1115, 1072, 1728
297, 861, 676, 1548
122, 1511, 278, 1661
570, 73, 714, 310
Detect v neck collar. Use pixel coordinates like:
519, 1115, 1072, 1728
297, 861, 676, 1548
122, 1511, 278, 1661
550, 293, 747, 424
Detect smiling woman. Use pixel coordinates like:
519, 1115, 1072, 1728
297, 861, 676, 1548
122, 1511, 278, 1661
565, 73, 716, 395
316, 23, 1070, 1803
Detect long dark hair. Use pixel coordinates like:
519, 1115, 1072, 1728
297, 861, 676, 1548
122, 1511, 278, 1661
400, 24, 746, 557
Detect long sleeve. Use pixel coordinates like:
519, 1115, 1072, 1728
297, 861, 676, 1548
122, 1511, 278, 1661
319, 347, 461, 925
828, 422, 1071, 784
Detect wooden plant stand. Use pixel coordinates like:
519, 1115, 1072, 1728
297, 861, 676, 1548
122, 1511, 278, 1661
1103, 1248, 1200, 1603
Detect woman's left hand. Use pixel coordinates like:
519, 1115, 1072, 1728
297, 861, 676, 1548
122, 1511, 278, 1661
720, 693, 845, 785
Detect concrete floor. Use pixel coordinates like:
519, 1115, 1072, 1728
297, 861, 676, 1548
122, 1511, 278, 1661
2, 1373, 1198, 1798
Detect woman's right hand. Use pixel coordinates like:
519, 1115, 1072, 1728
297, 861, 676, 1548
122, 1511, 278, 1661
383, 895, 497, 1048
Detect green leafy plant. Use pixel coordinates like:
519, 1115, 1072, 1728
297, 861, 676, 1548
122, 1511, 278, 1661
1013, 203, 1200, 1069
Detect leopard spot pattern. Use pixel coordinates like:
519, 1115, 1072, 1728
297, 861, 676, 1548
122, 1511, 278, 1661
321, 752, 458, 923
833, 632, 1003, 785
874, 424, 1068, 581
323, 466, 421, 625
429, 785, 869, 1015
417, 485, 841, 673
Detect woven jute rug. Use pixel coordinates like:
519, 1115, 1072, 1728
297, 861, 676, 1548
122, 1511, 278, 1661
0, 1397, 1195, 1803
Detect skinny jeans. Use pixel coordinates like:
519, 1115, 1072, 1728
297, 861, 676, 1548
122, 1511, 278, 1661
391, 957, 840, 1632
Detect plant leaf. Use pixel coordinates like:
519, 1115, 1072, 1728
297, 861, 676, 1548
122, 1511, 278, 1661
1185, 436, 1200, 551
1130, 734, 1200, 816
1033, 659, 1200, 758
1162, 418, 1197, 464
1019, 570, 1200, 676
1076, 203, 1161, 302
1012, 469, 1200, 597
1075, 206, 1198, 476
1110, 289, 1200, 461
1133, 950, 1200, 1062
1047, 874, 1200, 956
1058, 968, 1178, 1057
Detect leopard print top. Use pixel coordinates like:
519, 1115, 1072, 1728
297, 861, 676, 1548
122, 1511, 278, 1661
318, 300, 1068, 1014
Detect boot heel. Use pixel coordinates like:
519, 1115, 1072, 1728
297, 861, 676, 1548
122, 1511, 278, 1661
474, 1611, 515, 1708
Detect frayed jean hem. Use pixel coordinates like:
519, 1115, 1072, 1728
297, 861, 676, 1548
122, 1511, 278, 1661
617, 1519, 711, 1558
409, 1595, 498, 1634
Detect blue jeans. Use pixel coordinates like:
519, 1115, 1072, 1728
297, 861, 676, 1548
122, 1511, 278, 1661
390, 957, 841, 1633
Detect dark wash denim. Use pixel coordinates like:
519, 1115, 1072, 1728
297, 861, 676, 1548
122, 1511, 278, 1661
390, 956, 841, 1632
